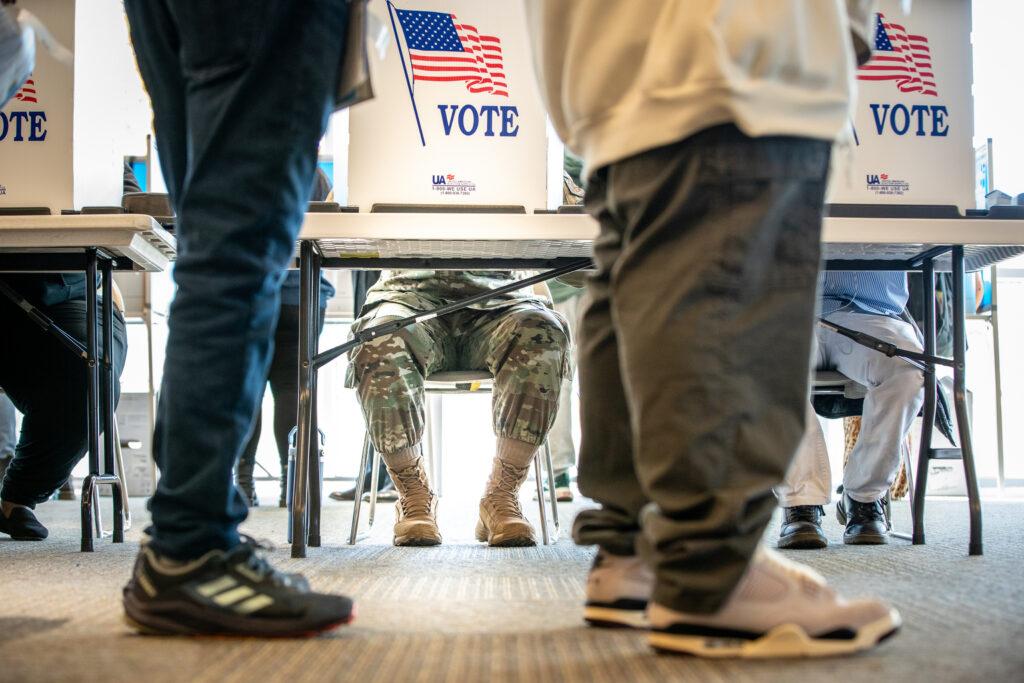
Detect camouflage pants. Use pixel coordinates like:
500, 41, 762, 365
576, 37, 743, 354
346, 300, 570, 454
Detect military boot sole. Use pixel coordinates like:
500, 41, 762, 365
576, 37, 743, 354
843, 529, 889, 545
394, 522, 442, 547
475, 519, 536, 547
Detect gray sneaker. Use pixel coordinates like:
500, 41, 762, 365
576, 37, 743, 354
583, 549, 653, 629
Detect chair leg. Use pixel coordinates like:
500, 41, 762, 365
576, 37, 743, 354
112, 420, 132, 532
368, 446, 382, 529
543, 441, 559, 535
349, 434, 372, 545
534, 455, 550, 545
428, 393, 444, 496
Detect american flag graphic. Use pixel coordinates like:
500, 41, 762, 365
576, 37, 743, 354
394, 8, 508, 97
14, 77, 37, 104
858, 13, 938, 97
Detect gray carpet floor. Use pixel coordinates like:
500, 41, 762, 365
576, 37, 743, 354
0, 492, 1021, 682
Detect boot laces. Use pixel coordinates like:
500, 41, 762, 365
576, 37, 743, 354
490, 461, 526, 518
394, 466, 433, 518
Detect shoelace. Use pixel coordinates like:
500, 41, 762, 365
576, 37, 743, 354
787, 505, 823, 523
236, 535, 294, 588
393, 467, 433, 518
489, 461, 526, 518
850, 498, 885, 523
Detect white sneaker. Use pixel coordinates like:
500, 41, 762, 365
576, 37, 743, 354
647, 546, 900, 658
583, 550, 654, 629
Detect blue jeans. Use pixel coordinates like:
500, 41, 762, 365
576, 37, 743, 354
0, 299, 127, 506
0, 391, 15, 461
124, 0, 347, 559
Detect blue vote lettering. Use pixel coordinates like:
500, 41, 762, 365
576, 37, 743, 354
869, 104, 949, 137
437, 105, 519, 137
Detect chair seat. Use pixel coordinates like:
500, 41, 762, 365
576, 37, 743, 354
812, 370, 868, 400
424, 371, 494, 392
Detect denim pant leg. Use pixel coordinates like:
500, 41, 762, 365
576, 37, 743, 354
0, 391, 16, 461
124, 0, 347, 559
0, 300, 127, 506
579, 125, 830, 614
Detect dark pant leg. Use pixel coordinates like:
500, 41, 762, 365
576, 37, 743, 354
236, 410, 263, 496
586, 125, 831, 613
124, 0, 347, 559
267, 305, 325, 474
0, 299, 127, 506
571, 170, 651, 557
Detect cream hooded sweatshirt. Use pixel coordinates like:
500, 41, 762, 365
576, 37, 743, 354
524, 1, 876, 173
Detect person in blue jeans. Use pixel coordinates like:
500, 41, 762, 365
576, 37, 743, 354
0, 276, 127, 540
121, 0, 354, 636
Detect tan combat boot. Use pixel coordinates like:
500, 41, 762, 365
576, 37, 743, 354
387, 457, 442, 546
476, 458, 536, 547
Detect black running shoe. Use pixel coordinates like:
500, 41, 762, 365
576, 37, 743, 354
0, 506, 48, 540
123, 537, 355, 637
778, 506, 828, 550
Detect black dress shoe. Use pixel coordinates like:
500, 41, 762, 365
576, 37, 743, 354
0, 506, 48, 540
778, 505, 828, 549
328, 478, 396, 502
836, 492, 889, 545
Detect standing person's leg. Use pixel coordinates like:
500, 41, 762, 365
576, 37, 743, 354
235, 409, 263, 507
0, 300, 127, 540
268, 304, 326, 507
122, 0, 354, 636
461, 303, 569, 547
593, 125, 898, 656
824, 311, 924, 544
549, 294, 581, 499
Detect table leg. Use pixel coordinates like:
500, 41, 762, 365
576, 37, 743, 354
81, 249, 100, 552
952, 246, 983, 556
307, 250, 322, 548
101, 258, 124, 543
291, 242, 314, 558
912, 258, 937, 545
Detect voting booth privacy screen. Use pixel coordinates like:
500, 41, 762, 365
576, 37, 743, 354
0, 0, 73, 212
829, 0, 974, 210
349, 0, 549, 210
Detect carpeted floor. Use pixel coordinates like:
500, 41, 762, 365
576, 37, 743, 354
0, 492, 1021, 682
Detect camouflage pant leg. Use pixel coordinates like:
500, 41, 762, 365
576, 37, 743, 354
345, 303, 451, 454
461, 303, 570, 446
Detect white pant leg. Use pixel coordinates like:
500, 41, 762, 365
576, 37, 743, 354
776, 401, 832, 507
823, 311, 925, 503
549, 295, 581, 475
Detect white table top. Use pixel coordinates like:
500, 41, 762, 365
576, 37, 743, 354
299, 211, 1024, 271
1, 212, 1021, 272
0, 214, 176, 272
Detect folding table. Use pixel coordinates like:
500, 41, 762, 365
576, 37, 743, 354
0, 214, 176, 551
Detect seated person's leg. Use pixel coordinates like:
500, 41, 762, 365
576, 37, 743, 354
825, 311, 924, 545
0, 299, 127, 540
462, 303, 569, 546
775, 402, 831, 549
347, 302, 447, 546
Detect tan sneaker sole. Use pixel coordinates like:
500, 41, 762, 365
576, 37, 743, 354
475, 519, 536, 547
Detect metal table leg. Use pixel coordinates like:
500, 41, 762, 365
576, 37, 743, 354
952, 246, 983, 556
291, 241, 315, 558
81, 249, 101, 552
912, 257, 937, 545
307, 249, 323, 548
101, 258, 124, 544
